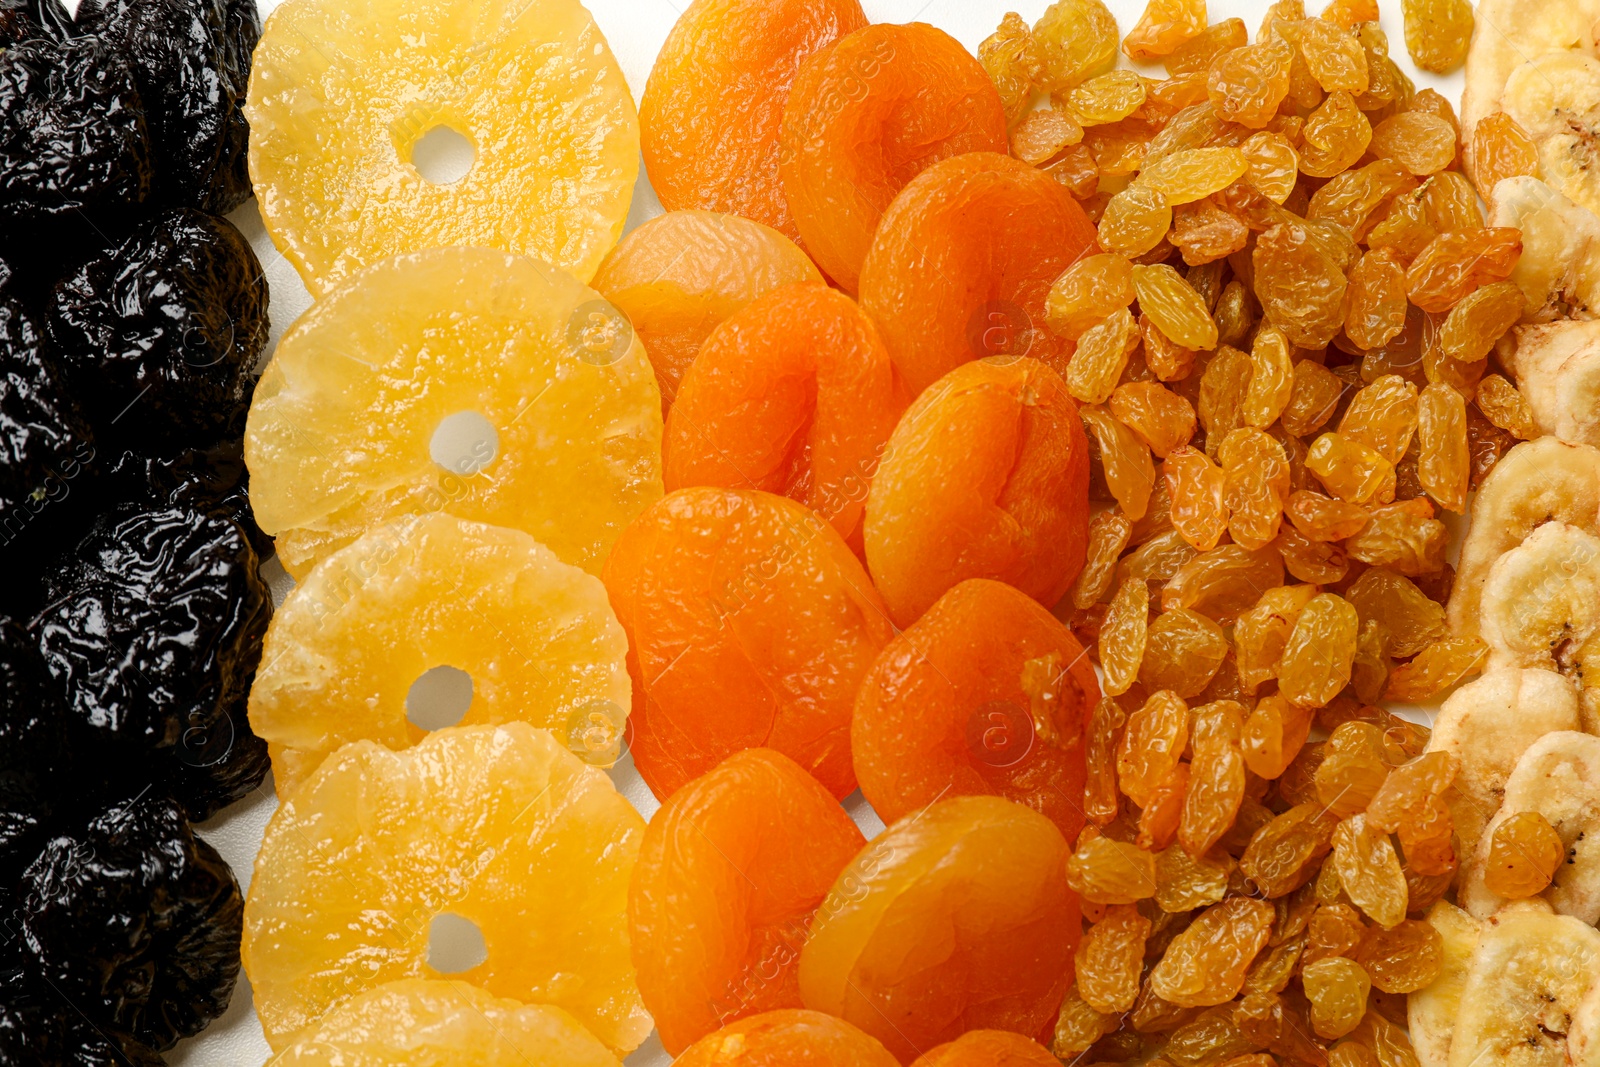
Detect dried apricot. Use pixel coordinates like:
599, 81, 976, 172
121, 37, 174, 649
675, 1010, 900, 1067
593, 211, 824, 408
641, 0, 868, 238
799, 796, 1077, 1062
664, 283, 903, 544
859, 152, 1097, 395
853, 579, 1099, 839
864, 357, 1090, 626
630, 749, 867, 1052
912, 1030, 1062, 1067
603, 487, 895, 800
781, 23, 1009, 293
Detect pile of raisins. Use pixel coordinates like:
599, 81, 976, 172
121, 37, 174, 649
977, 0, 1534, 1061
0, 0, 269, 1060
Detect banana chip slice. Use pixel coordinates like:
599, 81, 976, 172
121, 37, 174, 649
1409, 901, 1485, 1067
1488, 176, 1600, 322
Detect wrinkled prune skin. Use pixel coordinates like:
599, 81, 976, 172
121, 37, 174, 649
0, 37, 152, 236
73, 0, 258, 212
0, 296, 97, 615
0, 620, 70, 880
47, 209, 267, 451
19, 794, 240, 1051
104, 439, 270, 557
35, 501, 271, 820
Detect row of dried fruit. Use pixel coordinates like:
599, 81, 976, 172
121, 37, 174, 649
0, 0, 278, 1062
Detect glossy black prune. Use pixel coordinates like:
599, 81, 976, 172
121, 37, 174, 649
74, 0, 259, 213
19, 793, 240, 1051
47, 208, 267, 452
0, 37, 152, 237
104, 439, 271, 557
0, 619, 71, 880
35, 501, 271, 820
0, 296, 97, 615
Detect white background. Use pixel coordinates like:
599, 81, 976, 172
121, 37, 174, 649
179, 1, 1467, 1063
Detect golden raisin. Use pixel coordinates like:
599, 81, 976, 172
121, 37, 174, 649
1298, 92, 1372, 177
1400, 0, 1473, 73
1034, 0, 1122, 92
1338, 375, 1418, 465
1074, 510, 1135, 610
1302, 957, 1370, 1039
1047, 253, 1137, 341
1278, 593, 1359, 708
1422, 172, 1484, 234
1406, 228, 1523, 312
1242, 325, 1293, 428
1197, 345, 1252, 448
1309, 160, 1416, 239
1118, 689, 1191, 806
1234, 584, 1318, 691
1440, 281, 1524, 364
1101, 576, 1151, 698
1149, 896, 1274, 1007
1218, 428, 1289, 550
1067, 834, 1159, 904
1239, 802, 1338, 897
1239, 131, 1299, 203
1142, 313, 1199, 382
1112, 383, 1198, 458
1070, 70, 1150, 125
1068, 309, 1143, 404
1124, 0, 1207, 61
1354, 918, 1443, 993
1383, 634, 1487, 701
1100, 182, 1175, 257
1133, 264, 1221, 349
1170, 199, 1251, 266
1470, 112, 1539, 198
980, 12, 1044, 126
1161, 542, 1286, 623
1141, 608, 1229, 697
1077, 905, 1154, 1014
1164, 446, 1229, 552
1344, 567, 1444, 657
1282, 360, 1348, 438
1254, 221, 1349, 349
1084, 405, 1159, 520
1330, 813, 1407, 928
1179, 700, 1247, 857
1011, 107, 1087, 164
1369, 112, 1456, 176
1474, 373, 1539, 440
1205, 39, 1293, 129
1166, 18, 1249, 75
1344, 249, 1408, 352
1286, 489, 1368, 541
1142, 148, 1251, 206
1154, 842, 1233, 912
1482, 810, 1566, 900
1344, 498, 1449, 576
1307, 433, 1394, 505
1415, 382, 1468, 512
1086, 697, 1126, 826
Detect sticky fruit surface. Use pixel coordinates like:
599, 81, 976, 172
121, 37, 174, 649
628, 749, 866, 1054
602, 487, 894, 800
863, 356, 1091, 626
640, 0, 867, 239
248, 513, 631, 799
798, 795, 1077, 1062
664, 282, 903, 546
672, 1010, 899, 1067
244, 247, 664, 581
859, 151, 1098, 396
853, 578, 1099, 838
263, 979, 624, 1067
245, 0, 638, 296
780, 22, 1009, 293
242, 723, 649, 1054
592, 210, 822, 409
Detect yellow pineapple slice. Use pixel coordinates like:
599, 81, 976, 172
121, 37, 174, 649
266, 979, 623, 1066
244, 247, 664, 580
244, 723, 651, 1054
245, 0, 638, 297
249, 512, 631, 798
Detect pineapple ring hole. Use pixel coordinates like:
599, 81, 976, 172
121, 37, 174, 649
427, 912, 488, 974
430, 410, 499, 476
405, 665, 474, 731
411, 124, 476, 186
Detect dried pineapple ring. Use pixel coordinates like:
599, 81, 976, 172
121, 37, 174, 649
244, 246, 664, 581
244, 723, 650, 1054
249, 512, 631, 799
245, 0, 638, 297
266, 979, 623, 1066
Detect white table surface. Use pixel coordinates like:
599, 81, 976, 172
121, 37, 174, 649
177, 0, 1468, 1061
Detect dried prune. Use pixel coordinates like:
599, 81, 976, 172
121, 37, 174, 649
0, 294, 95, 613
35, 501, 271, 821
0, 975, 167, 1066
47, 208, 267, 451
0, 618, 70, 878
0, 36, 152, 250
71, 0, 259, 213
19, 793, 242, 1050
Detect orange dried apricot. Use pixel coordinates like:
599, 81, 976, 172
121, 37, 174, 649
674, 1010, 900, 1067
602, 487, 895, 800
781, 23, 1009, 292
641, 0, 868, 238
664, 282, 904, 546
593, 210, 823, 409
864, 357, 1091, 627
911, 1030, 1062, 1067
860, 152, 1098, 396
853, 579, 1098, 840
629, 749, 866, 1053
799, 795, 1077, 1062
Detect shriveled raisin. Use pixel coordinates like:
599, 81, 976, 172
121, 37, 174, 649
1078, 904, 1153, 1013
1084, 404, 1159, 520
1344, 567, 1444, 657
1405, 228, 1523, 312
1139, 763, 1191, 850
1149, 895, 1274, 1006
1087, 697, 1126, 825
1439, 281, 1523, 364
1155, 842, 1233, 912
1470, 112, 1539, 197
1307, 432, 1394, 505
1235, 584, 1318, 691
1141, 607, 1229, 697
1345, 248, 1408, 351
1382, 634, 1487, 700
1331, 813, 1407, 928
1243, 325, 1293, 428
1219, 428, 1290, 550
1282, 360, 1348, 437
1074, 510, 1135, 610
1180, 700, 1247, 857
1277, 593, 1359, 708
1165, 446, 1230, 552
1141, 148, 1250, 207
1198, 344, 1252, 450
1351, 618, 1392, 704
1171, 199, 1251, 265
1339, 374, 1418, 465
1101, 181, 1175, 257
1422, 172, 1484, 234
1302, 956, 1371, 1039
1070, 70, 1150, 125
1309, 160, 1416, 240
1100, 577, 1152, 705
1118, 689, 1191, 806
1067, 834, 1159, 904
1369, 112, 1456, 175
1287, 489, 1369, 541
1143, 312, 1199, 381
1474, 373, 1539, 440
1352, 917, 1443, 992
1134, 264, 1220, 349
1400, 0, 1473, 73
1254, 221, 1349, 349
1166, 18, 1249, 76
1206, 39, 1293, 129
1162, 543, 1286, 623
1299, 91, 1372, 177
1344, 498, 1449, 577
1034, 0, 1122, 92
1415, 382, 1468, 512
1112, 382, 1197, 459
1069, 308, 1143, 404
1213, 281, 1254, 349
1315, 722, 1390, 818
980, 12, 1043, 126
1239, 131, 1299, 203
1239, 802, 1339, 897
1482, 810, 1565, 899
